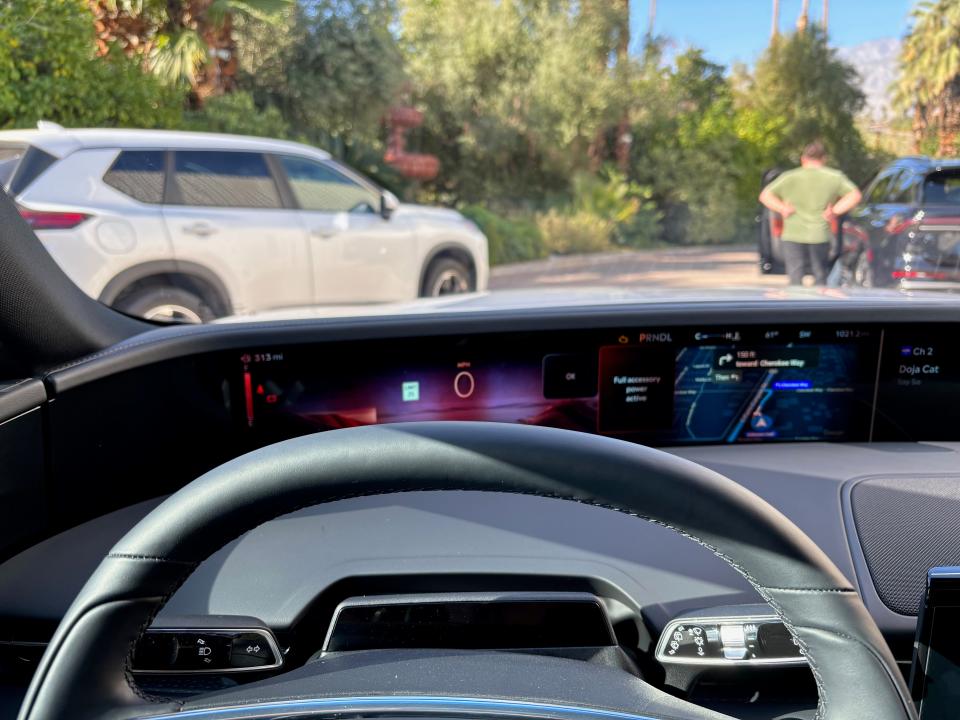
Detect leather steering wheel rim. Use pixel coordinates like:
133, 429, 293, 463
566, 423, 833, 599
17, 422, 916, 720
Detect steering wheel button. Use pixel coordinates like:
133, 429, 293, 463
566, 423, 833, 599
230, 633, 276, 668
172, 634, 230, 670
719, 624, 746, 648
723, 646, 748, 661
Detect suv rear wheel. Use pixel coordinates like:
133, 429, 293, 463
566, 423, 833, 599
114, 286, 215, 323
422, 257, 473, 297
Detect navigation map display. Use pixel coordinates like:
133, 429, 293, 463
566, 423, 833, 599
233, 324, 882, 447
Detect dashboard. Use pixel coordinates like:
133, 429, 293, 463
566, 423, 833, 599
236, 323, 959, 448
4, 300, 960, 720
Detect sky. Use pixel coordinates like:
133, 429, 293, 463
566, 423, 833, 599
628, 0, 916, 67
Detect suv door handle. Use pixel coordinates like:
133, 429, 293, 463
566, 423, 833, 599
310, 228, 338, 239
183, 222, 218, 237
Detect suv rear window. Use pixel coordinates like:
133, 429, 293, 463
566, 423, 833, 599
103, 150, 166, 204
171, 151, 281, 208
923, 170, 960, 205
0, 144, 56, 196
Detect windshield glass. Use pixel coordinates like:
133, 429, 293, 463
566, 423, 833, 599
1, 0, 955, 322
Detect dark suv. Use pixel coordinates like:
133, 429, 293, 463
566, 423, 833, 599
835, 157, 960, 290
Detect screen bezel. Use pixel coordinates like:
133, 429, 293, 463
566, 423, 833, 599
910, 567, 960, 717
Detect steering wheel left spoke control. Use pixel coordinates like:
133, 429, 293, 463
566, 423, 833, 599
132, 627, 282, 674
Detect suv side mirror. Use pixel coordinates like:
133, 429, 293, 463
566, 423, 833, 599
380, 191, 400, 220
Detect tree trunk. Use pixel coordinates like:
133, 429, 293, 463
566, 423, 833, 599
616, 0, 631, 171
771, 0, 780, 41
194, 3, 237, 105
822, 0, 829, 32
913, 105, 927, 154
648, 0, 656, 38
937, 77, 960, 157
87, 0, 156, 57
797, 0, 810, 32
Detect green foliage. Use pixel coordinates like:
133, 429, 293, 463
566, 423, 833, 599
398, 0, 630, 205
736, 27, 874, 182
0, 0, 182, 130
895, 0, 960, 154
536, 209, 614, 256
624, 48, 751, 245
100, 0, 294, 89
236, 0, 403, 162
570, 170, 660, 248
459, 205, 545, 265
896, 1, 960, 109
183, 92, 290, 137
148, 27, 208, 88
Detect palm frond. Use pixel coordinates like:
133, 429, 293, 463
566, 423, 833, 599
148, 28, 209, 86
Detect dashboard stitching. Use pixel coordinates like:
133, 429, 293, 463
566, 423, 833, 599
109, 553, 196, 564
108, 487, 849, 716
761, 587, 856, 593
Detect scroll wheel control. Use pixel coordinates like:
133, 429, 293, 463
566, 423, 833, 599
720, 623, 747, 660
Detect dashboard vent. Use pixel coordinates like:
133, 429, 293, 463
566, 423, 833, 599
850, 475, 960, 615
322, 592, 616, 653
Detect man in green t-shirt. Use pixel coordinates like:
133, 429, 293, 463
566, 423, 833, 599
759, 141, 862, 285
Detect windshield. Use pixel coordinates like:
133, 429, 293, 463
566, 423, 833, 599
1, 0, 956, 322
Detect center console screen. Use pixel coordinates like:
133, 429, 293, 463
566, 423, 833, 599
232, 325, 882, 447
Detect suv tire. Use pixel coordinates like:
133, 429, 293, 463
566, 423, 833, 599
422, 258, 473, 297
114, 286, 216, 323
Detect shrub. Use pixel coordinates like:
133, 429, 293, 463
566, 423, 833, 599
0, 0, 183, 130
460, 204, 545, 265
536, 209, 613, 255
571, 170, 661, 249
183, 92, 290, 139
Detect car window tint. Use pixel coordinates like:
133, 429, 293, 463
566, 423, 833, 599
173, 151, 281, 208
888, 171, 915, 204
867, 173, 895, 204
103, 150, 166, 204
278, 155, 378, 213
923, 170, 960, 205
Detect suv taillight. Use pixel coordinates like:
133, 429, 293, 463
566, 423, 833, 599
17, 206, 90, 230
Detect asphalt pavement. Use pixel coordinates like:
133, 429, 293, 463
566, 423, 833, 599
490, 245, 787, 290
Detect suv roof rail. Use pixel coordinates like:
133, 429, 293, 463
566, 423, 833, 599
36, 121, 65, 131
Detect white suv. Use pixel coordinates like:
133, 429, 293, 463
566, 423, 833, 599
0, 127, 489, 321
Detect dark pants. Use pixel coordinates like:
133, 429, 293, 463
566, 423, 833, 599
782, 240, 830, 285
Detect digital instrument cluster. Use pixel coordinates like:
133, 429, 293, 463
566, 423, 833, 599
230, 324, 960, 447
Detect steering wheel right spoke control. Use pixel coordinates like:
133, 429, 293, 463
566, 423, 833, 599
656, 606, 806, 667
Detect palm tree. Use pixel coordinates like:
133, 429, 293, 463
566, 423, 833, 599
797, 0, 810, 33
894, 0, 960, 154
89, 0, 291, 104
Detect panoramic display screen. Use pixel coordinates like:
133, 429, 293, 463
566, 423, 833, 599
226, 323, 960, 447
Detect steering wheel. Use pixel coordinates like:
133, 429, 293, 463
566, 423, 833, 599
17, 423, 915, 720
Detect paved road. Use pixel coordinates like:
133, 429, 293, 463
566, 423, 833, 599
490, 245, 788, 290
